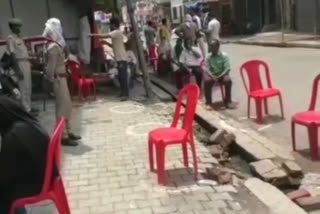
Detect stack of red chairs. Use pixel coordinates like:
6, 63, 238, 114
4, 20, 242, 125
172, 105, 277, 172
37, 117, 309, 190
67, 60, 96, 101
10, 118, 71, 214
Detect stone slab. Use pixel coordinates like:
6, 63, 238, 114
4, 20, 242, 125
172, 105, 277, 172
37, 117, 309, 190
282, 161, 303, 176
250, 160, 287, 182
244, 178, 307, 214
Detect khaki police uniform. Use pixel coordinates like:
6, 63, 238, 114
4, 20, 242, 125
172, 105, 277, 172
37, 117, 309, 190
6, 33, 32, 112
46, 43, 73, 138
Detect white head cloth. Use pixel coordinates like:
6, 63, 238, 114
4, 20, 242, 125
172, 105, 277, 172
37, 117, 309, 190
42, 18, 66, 48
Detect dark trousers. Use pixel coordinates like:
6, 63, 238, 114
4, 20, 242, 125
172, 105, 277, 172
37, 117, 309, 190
117, 61, 129, 97
176, 66, 202, 90
204, 74, 232, 105
128, 62, 136, 89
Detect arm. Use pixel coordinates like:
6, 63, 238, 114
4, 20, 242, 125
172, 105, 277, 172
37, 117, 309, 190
191, 47, 202, 59
205, 56, 217, 79
46, 46, 59, 82
220, 54, 231, 77
88, 33, 111, 39
7, 37, 23, 80
175, 26, 184, 38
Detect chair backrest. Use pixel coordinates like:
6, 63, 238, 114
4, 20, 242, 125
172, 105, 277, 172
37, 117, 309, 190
66, 60, 84, 84
240, 60, 273, 94
171, 84, 200, 134
41, 118, 65, 194
308, 74, 320, 111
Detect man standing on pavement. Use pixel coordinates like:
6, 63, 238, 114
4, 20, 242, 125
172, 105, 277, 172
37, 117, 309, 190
204, 39, 236, 110
206, 13, 221, 41
176, 39, 203, 90
144, 20, 157, 56
43, 18, 81, 146
191, 9, 207, 58
91, 17, 129, 101
144, 20, 157, 68
6, 18, 38, 116
175, 14, 198, 44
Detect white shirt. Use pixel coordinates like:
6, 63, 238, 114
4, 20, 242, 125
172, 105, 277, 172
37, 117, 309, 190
193, 15, 202, 30
109, 29, 127, 62
127, 50, 137, 65
179, 47, 203, 67
208, 18, 221, 40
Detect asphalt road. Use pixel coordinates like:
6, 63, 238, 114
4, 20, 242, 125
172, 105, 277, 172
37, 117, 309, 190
217, 44, 320, 170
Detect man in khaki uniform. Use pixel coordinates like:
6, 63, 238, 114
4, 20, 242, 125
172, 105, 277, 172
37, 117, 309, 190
43, 18, 81, 146
6, 18, 38, 115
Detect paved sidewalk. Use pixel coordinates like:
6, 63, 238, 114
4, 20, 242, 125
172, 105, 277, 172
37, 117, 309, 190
234, 32, 320, 48
26, 85, 269, 214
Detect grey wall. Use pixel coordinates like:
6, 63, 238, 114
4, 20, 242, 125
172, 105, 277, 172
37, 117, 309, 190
49, 0, 80, 39
247, 0, 263, 30
296, 0, 319, 33
0, 0, 80, 38
0, 0, 13, 37
12, 0, 48, 37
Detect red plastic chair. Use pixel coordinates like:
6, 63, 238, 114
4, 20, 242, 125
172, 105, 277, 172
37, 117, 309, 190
67, 60, 96, 101
10, 118, 71, 214
292, 75, 320, 160
148, 44, 158, 72
148, 84, 200, 184
240, 60, 284, 124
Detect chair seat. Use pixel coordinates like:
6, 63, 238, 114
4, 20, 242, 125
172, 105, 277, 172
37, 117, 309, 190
149, 127, 187, 144
293, 111, 320, 126
80, 78, 95, 85
250, 88, 280, 98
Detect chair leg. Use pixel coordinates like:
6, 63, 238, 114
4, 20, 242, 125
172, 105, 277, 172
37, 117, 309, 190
182, 143, 189, 167
156, 144, 166, 184
93, 83, 97, 100
148, 138, 155, 172
190, 138, 199, 180
291, 121, 296, 151
52, 195, 68, 214
308, 126, 319, 161
264, 99, 269, 115
220, 85, 225, 101
255, 98, 263, 124
247, 97, 251, 119
78, 85, 83, 101
279, 94, 285, 119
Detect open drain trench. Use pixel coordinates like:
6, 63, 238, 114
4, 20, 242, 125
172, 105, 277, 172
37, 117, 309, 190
148, 78, 310, 212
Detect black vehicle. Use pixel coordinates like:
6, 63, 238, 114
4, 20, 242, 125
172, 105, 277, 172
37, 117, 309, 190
0, 52, 20, 99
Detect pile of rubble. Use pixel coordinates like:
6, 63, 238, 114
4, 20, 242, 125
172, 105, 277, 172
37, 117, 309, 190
200, 126, 320, 212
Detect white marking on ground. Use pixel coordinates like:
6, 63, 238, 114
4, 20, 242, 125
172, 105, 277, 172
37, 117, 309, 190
258, 124, 272, 131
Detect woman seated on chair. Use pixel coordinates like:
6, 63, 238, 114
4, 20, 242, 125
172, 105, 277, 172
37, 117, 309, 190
0, 97, 50, 214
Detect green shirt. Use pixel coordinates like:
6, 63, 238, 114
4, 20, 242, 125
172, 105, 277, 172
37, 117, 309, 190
206, 51, 230, 76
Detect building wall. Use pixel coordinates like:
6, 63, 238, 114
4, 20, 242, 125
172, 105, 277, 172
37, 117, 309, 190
247, 0, 263, 30
295, 0, 319, 33
0, 0, 80, 38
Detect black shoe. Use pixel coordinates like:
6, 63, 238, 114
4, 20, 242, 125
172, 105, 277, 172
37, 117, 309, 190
62, 139, 78, 147
120, 96, 129, 102
69, 133, 82, 141
225, 102, 237, 109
